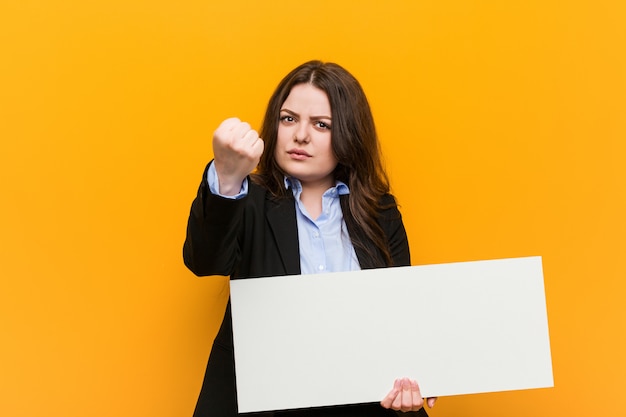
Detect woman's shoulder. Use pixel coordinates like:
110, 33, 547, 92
377, 193, 404, 222
379, 192, 398, 206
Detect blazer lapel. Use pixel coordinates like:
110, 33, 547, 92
266, 196, 301, 275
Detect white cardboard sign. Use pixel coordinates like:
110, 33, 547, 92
229, 256, 553, 413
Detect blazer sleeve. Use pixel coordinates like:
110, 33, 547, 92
182, 162, 247, 277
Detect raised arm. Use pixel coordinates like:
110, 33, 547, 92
182, 118, 264, 276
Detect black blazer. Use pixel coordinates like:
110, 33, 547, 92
183, 163, 425, 417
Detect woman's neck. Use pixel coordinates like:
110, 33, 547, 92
299, 179, 334, 220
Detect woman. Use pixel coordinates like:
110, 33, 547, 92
183, 61, 436, 416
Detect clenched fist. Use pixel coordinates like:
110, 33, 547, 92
380, 378, 437, 412
212, 117, 264, 196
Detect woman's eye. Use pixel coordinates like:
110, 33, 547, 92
280, 115, 295, 123
315, 121, 331, 130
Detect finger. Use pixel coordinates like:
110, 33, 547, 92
228, 128, 258, 156
242, 129, 260, 146
215, 118, 241, 139
237, 130, 262, 162
427, 397, 437, 408
400, 378, 415, 412
214, 118, 242, 146
391, 379, 403, 410
410, 379, 422, 409
250, 137, 264, 160
230, 121, 252, 140
392, 389, 402, 410
381, 378, 402, 409
219, 117, 241, 130
380, 390, 396, 409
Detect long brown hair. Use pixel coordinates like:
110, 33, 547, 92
253, 60, 395, 266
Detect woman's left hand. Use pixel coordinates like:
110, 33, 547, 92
380, 377, 437, 412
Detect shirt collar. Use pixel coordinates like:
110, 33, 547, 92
284, 176, 350, 196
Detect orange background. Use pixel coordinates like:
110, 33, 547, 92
1, 1, 624, 416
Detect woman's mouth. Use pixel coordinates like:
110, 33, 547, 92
287, 149, 311, 160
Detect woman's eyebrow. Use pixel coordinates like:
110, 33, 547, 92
280, 108, 332, 120
279, 108, 298, 116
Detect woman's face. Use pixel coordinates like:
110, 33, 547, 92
274, 83, 338, 189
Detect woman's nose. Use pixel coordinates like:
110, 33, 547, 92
293, 124, 310, 143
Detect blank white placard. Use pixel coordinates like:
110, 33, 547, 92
229, 256, 553, 413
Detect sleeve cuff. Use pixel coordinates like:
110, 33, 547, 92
206, 162, 248, 199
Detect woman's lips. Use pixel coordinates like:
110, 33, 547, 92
287, 149, 311, 160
